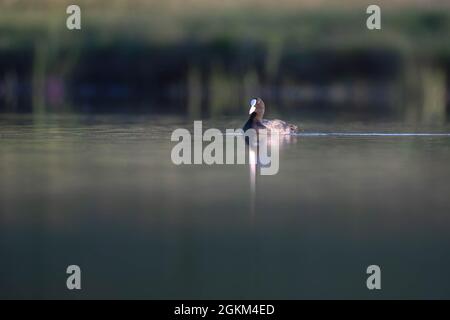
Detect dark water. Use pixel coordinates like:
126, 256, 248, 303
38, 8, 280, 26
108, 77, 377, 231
1, 114, 450, 299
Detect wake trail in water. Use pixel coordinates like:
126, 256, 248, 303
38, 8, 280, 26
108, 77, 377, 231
225, 132, 450, 137
296, 132, 450, 137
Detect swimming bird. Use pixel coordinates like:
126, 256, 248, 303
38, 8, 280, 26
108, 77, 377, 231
243, 98, 298, 134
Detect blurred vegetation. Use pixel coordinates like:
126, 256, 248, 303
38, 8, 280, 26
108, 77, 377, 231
0, 0, 449, 122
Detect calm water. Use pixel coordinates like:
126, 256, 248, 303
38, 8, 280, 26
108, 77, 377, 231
1, 114, 450, 299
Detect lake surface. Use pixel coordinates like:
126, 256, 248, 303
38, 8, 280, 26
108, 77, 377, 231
1, 114, 450, 299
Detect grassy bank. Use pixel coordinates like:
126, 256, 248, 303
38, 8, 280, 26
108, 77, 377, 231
0, 2, 449, 120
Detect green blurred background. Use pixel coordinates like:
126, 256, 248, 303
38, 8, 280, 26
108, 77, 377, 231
0, 0, 449, 122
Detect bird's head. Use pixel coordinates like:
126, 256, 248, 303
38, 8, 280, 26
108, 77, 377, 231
248, 98, 265, 120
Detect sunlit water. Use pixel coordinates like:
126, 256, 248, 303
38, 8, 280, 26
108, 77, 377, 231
1, 114, 450, 299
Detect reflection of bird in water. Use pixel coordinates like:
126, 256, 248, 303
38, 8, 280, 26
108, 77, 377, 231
243, 98, 298, 134
242, 98, 299, 220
